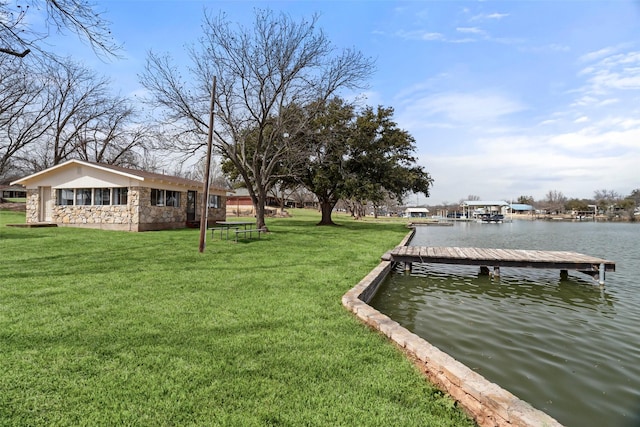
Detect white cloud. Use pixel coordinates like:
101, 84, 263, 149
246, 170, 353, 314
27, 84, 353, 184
409, 101, 640, 203
422, 127, 640, 203
402, 91, 526, 125
579, 46, 622, 63
578, 50, 640, 96
396, 30, 444, 41
470, 12, 509, 22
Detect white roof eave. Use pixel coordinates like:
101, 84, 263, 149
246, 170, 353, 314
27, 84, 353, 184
11, 159, 145, 186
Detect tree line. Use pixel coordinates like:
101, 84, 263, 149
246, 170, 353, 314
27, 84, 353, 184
514, 189, 640, 219
435, 190, 639, 220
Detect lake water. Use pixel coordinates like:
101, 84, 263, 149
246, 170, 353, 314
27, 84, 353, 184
370, 220, 640, 427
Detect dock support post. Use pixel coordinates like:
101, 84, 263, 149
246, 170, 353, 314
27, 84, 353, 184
560, 270, 568, 280
479, 266, 490, 276
493, 266, 500, 277
599, 263, 605, 287
405, 262, 412, 272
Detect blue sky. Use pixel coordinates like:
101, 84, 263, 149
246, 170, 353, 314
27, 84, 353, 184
42, 1, 640, 205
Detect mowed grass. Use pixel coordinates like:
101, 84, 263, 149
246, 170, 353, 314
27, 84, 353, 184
0, 209, 475, 426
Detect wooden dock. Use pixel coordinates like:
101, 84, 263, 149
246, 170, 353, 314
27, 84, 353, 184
384, 246, 616, 285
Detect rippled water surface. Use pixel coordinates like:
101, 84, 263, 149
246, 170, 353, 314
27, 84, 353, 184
370, 220, 640, 427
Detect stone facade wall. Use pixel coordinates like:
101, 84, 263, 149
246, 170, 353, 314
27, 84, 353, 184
132, 187, 226, 231
53, 205, 133, 226
27, 185, 226, 232
50, 187, 138, 231
25, 189, 39, 223
136, 187, 184, 230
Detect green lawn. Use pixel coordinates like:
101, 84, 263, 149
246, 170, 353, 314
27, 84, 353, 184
0, 209, 474, 426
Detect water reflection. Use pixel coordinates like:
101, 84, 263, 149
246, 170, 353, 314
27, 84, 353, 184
390, 264, 616, 324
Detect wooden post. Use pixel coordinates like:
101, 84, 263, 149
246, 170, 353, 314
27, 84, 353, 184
199, 76, 216, 253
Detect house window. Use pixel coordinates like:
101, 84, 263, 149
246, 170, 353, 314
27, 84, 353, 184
152, 189, 180, 207
55, 187, 128, 206
113, 188, 128, 205
57, 189, 74, 206
151, 189, 165, 206
75, 188, 92, 205
166, 191, 180, 207
208, 194, 221, 208
95, 188, 110, 205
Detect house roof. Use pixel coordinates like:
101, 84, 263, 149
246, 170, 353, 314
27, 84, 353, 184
510, 203, 534, 211
11, 159, 227, 192
405, 207, 429, 213
461, 200, 509, 207
228, 187, 251, 197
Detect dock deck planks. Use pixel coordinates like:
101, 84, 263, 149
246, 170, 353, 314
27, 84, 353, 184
387, 246, 616, 284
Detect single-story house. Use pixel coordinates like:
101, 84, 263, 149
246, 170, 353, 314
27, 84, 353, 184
11, 159, 228, 231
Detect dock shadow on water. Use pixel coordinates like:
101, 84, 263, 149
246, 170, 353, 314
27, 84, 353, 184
370, 221, 640, 427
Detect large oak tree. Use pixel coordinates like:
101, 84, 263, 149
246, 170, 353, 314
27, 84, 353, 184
292, 98, 434, 225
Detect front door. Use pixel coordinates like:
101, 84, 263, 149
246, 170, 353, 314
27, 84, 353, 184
39, 186, 52, 222
187, 190, 196, 221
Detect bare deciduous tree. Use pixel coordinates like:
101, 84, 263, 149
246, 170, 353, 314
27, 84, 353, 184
0, 0, 120, 59
34, 59, 145, 168
74, 98, 151, 166
544, 189, 567, 214
0, 56, 53, 178
7, 58, 149, 174
140, 8, 374, 229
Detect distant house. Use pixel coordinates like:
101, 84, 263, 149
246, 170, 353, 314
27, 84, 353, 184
404, 207, 429, 218
509, 203, 534, 214
0, 185, 26, 199
226, 187, 256, 216
226, 186, 316, 217
460, 200, 509, 218
11, 159, 227, 231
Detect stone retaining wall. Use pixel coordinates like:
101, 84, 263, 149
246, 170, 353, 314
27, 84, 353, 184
342, 230, 563, 427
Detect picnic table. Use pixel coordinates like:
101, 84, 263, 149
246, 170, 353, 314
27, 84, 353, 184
210, 221, 255, 240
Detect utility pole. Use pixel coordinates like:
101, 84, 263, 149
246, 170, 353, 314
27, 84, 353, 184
199, 76, 216, 253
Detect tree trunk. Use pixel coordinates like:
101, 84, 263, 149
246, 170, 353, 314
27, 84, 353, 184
318, 200, 337, 226
251, 188, 269, 231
